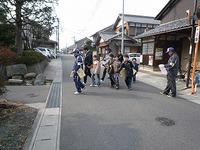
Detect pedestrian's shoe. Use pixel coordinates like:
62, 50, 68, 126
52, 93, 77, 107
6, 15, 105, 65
94, 84, 99, 87
100, 80, 104, 84
74, 91, 81, 95
110, 85, 114, 88
126, 88, 133, 91
167, 94, 176, 98
116, 86, 119, 89
90, 84, 95, 87
81, 86, 86, 91
160, 91, 168, 95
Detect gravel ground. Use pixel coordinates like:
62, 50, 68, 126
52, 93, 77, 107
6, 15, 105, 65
0, 99, 38, 150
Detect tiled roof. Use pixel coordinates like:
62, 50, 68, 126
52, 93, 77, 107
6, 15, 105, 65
99, 32, 117, 41
100, 32, 138, 43
119, 14, 161, 25
135, 18, 190, 39
91, 24, 114, 37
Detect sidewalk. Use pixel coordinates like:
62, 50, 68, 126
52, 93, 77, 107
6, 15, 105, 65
138, 66, 200, 104
26, 58, 62, 150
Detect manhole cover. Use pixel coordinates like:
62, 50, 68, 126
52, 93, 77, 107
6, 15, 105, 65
155, 117, 175, 126
26, 93, 39, 97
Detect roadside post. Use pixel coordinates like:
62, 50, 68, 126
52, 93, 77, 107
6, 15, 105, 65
191, 6, 200, 94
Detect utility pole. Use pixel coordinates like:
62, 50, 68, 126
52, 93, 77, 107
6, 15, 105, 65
121, 0, 124, 54
186, 0, 197, 87
191, 5, 200, 94
57, 18, 60, 51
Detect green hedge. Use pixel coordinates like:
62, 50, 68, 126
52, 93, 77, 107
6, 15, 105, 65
15, 50, 46, 65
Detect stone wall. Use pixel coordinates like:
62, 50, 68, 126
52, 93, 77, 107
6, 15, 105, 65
0, 59, 49, 78
0, 64, 6, 78
26, 59, 49, 74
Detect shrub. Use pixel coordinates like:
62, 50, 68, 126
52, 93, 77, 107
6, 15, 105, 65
15, 50, 46, 65
0, 47, 17, 65
0, 76, 6, 95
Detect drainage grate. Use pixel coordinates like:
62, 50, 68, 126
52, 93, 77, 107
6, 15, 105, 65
155, 117, 175, 126
46, 82, 61, 108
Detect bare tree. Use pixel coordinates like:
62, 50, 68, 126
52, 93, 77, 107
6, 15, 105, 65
0, 0, 58, 55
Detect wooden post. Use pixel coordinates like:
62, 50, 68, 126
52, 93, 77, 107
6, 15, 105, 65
191, 20, 200, 94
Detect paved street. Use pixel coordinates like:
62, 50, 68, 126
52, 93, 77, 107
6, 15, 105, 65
60, 54, 200, 150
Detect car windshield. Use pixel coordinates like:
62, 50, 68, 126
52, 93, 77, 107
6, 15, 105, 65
37, 48, 46, 51
129, 53, 140, 57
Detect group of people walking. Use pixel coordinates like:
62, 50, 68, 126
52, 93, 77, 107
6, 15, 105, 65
71, 47, 139, 95
71, 46, 180, 98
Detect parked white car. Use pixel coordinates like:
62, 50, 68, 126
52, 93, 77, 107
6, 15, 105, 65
128, 53, 141, 64
47, 48, 57, 59
36, 47, 52, 58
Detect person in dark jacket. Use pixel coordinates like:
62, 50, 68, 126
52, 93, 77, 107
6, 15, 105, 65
122, 54, 134, 90
132, 58, 139, 82
117, 50, 124, 63
160, 47, 179, 98
107, 53, 115, 88
83, 47, 93, 84
71, 48, 86, 95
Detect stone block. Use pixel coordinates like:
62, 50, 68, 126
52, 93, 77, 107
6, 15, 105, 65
6, 64, 27, 77
8, 79, 23, 84
34, 74, 46, 85
24, 72, 37, 79
12, 76, 22, 79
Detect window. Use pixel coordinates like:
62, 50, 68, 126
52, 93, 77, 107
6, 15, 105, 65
148, 24, 153, 28
148, 42, 154, 54
142, 24, 147, 27
142, 42, 154, 55
136, 23, 141, 27
142, 43, 148, 55
124, 47, 130, 53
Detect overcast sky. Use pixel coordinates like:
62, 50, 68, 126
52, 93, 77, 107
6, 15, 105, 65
50, 0, 170, 49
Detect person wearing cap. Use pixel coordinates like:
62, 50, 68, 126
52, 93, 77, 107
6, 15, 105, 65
160, 47, 179, 98
71, 48, 86, 95
83, 47, 93, 84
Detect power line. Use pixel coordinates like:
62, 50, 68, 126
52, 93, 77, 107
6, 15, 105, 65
82, 0, 103, 32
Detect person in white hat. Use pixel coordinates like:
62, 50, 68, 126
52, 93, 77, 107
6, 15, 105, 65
71, 48, 86, 95
160, 47, 179, 98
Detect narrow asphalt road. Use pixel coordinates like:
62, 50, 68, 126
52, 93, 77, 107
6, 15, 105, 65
60, 54, 200, 150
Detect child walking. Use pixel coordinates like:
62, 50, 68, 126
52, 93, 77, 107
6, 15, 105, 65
132, 58, 139, 83
113, 55, 122, 89
107, 53, 115, 88
122, 54, 134, 90
90, 55, 101, 87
